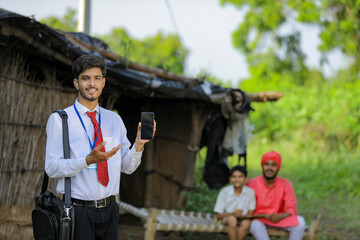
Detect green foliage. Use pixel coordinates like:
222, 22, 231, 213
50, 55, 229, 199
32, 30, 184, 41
242, 77, 360, 152
221, 0, 360, 82
40, 8, 77, 32
195, 69, 233, 88
316, 1, 360, 59
183, 148, 220, 213
97, 28, 189, 75
183, 174, 219, 213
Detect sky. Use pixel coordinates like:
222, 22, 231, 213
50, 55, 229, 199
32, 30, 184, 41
0, 0, 348, 86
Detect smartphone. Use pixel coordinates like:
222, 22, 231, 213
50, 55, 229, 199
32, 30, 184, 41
141, 112, 154, 140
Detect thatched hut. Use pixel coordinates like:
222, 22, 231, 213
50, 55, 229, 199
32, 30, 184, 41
0, 9, 282, 239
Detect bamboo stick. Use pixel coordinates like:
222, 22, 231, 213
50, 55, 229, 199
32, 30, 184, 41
248, 91, 283, 102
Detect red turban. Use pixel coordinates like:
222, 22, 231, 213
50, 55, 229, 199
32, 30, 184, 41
261, 151, 282, 170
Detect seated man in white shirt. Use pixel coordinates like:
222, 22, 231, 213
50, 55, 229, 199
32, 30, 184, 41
45, 54, 156, 240
214, 166, 256, 240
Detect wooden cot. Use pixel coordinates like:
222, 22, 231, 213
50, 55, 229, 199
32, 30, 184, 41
119, 201, 319, 240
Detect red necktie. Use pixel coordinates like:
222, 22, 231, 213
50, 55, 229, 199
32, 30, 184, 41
86, 111, 109, 187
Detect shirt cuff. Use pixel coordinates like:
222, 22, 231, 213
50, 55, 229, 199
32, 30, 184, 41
78, 156, 90, 169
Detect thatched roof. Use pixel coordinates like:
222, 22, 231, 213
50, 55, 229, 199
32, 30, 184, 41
0, 8, 255, 106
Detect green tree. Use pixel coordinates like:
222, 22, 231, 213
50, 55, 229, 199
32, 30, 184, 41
40, 8, 77, 32
220, 0, 360, 84
97, 28, 189, 75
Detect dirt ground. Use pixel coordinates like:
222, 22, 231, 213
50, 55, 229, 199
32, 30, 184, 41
118, 214, 192, 240
1, 213, 359, 240
118, 224, 229, 240
0, 213, 225, 240
118, 214, 360, 240
118, 214, 230, 240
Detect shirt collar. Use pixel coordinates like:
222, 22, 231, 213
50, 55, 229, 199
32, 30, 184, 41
229, 186, 235, 196
75, 99, 100, 115
261, 176, 277, 188
228, 185, 248, 197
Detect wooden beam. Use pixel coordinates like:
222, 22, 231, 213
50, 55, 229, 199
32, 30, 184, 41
176, 104, 211, 206
248, 91, 283, 102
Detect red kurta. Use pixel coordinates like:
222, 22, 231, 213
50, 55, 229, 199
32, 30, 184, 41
247, 176, 299, 227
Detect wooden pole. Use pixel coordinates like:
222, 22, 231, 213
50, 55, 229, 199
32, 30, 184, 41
248, 91, 283, 102
77, 0, 91, 34
176, 104, 210, 206
308, 220, 320, 240
144, 209, 158, 240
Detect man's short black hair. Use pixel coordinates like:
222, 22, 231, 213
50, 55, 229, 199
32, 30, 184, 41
229, 165, 247, 177
72, 54, 106, 79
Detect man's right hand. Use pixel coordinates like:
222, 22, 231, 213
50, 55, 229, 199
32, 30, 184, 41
233, 209, 243, 217
269, 212, 291, 223
86, 142, 121, 165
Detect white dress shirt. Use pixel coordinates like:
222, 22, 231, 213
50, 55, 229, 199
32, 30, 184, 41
214, 185, 256, 214
45, 100, 142, 200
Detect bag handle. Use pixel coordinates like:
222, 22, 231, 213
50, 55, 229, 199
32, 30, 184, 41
41, 110, 71, 206
238, 149, 247, 169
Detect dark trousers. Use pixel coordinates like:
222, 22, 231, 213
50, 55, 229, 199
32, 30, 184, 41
73, 201, 119, 240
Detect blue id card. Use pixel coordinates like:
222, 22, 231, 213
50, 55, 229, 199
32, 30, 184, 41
87, 163, 97, 169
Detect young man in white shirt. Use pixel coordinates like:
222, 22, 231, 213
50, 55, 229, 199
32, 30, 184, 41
45, 54, 155, 240
214, 166, 256, 240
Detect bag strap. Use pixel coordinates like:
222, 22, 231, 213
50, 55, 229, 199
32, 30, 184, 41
41, 110, 71, 206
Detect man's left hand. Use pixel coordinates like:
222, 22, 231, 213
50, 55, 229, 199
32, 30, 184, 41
134, 121, 157, 152
269, 213, 281, 223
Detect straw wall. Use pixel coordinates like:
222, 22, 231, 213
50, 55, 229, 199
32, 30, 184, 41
0, 48, 76, 239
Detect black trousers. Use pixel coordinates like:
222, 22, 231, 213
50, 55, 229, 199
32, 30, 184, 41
73, 201, 119, 240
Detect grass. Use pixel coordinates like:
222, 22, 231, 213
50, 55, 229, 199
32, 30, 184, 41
297, 194, 360, 239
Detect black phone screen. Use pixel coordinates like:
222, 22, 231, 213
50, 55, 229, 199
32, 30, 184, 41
141, 112, 154, 140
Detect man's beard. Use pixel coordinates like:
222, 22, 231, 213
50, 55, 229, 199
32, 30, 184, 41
79, 87, 98, 102
263, 169, 278, 180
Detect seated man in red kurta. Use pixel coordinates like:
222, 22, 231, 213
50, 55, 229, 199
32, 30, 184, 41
247, 151, 306, 240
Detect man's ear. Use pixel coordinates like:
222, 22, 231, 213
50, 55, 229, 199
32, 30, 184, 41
102, 77, 106, 87
73, 78, 79, 90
